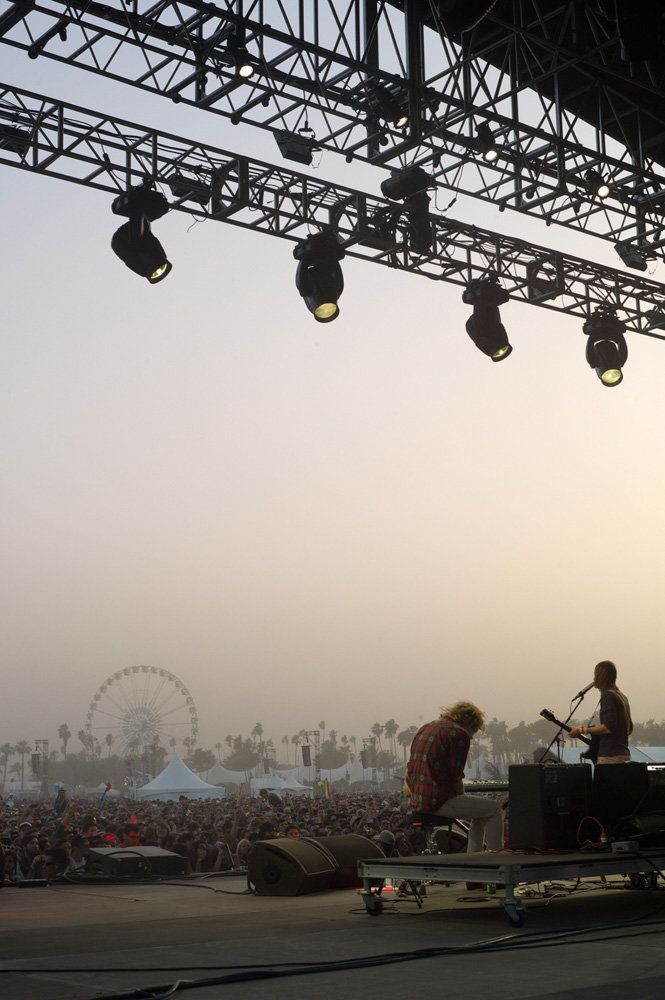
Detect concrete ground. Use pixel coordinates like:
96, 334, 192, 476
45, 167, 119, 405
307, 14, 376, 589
2, 875, 665, 1000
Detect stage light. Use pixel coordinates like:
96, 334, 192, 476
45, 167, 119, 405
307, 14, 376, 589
645, 307, 665, 331
111, 222, 172, 283
475, 122, 499, 163
585, 168, 611, 199
380, 166, 433, 252
614, 240, 649, 272
111, 182, 172, 283
274, 129, 319, 165
294, 231, 345, 322
365, 84, 409, 130
462, 278, 512, 361
227, 31, 254, 79
0, 124, 31, 155
583, 309, 628, 387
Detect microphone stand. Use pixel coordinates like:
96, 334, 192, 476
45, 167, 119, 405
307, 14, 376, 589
538, 691, 586, 764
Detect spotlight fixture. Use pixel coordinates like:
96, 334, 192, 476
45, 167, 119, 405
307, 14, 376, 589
227, 31, 254, 79
645, 307, 665, 331
111, 182, 172, 283
167, 170, 211, 207
462, 278, 512, 361
583, 308, 628, 387
585, 168, 611, 199
614, 240, 650, 272
365, 84, 409, 130
380, 166, 433, 253
274, 128, 320, 166
294, 231, 345, 322
0, 123, 31, 155
475, 122, 499, 163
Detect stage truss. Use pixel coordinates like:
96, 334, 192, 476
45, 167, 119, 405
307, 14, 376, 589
1, 0, 665, 250
1, 82, 664, 338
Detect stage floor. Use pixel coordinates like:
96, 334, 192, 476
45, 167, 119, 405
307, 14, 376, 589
2, 873, 665, 1000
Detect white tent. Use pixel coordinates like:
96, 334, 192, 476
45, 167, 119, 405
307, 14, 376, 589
198, 762, 248, 786
250, 774, 313, 796
136, 754, 226, 801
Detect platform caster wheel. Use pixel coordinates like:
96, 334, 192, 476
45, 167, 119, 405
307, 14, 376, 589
504, 904, 526, 927
365, 896, 383, 916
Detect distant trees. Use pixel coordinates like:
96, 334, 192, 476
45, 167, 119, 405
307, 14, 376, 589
58, 723, 71, 759
14, 741, 31, 790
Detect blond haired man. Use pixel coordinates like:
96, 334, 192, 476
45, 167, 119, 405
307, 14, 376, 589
406, 701, 503, 852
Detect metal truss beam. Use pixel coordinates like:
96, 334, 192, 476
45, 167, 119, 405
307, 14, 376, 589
2, 0, 665, 254
2, 81, 664, 340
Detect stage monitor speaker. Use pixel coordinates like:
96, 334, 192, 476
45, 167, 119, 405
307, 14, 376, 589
247, 835, 382, 896
87, 846, 186, 878
509, 763, 593, 850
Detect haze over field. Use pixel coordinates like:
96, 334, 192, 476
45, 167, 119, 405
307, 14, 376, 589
3, 53, 665, 753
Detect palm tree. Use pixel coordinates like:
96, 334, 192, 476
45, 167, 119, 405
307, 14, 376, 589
281, 735, 290, 765
58, 723, 71, 760
251, 722, 264, 745
14, 740, 31, 791
105, 733, 115, 758
328, 729, 338, 748
168, 737, 177, 753
397, 726, 418, 764
182, 736, 195, 757
318, 721, 326, 743
214, 742, 222, 762
225, 734, 233, 750
384, 719, 399, 761
0, 744, 14, 792
370, 722, 384, 750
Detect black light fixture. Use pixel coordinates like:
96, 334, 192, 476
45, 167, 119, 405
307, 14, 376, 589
227, 30, 254, 79
475, 122, 499, 163
111, 182, 172, 283
462, 278, 512, 361
615, 0, 661, 63
294, 231, 345, 322
585, 168, 611, 199
645, 307, 665, 331
274, 128, 320, 166
614, 240, 650, 272
365, 83, 409, 130
0, 123, 31, 155
380, 166, 433, 253
583, 308, 628, 387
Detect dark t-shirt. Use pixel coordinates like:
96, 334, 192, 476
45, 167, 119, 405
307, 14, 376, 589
599, 689, 631, 758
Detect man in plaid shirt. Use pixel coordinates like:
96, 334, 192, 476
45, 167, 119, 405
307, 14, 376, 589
407, 701, 503, 852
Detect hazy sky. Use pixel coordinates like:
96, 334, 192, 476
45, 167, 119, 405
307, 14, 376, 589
3, 45, 665, 756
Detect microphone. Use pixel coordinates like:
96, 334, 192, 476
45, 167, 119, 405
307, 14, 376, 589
576, 682, 594, 699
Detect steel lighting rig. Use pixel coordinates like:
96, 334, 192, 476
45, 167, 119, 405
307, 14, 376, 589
2, 81, 665, 339
2, 0, 665, 251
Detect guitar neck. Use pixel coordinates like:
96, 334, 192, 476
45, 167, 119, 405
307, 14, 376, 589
540, 710, 592, 747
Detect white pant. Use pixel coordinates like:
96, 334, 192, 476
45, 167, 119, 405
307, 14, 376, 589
433, 793, 503, 852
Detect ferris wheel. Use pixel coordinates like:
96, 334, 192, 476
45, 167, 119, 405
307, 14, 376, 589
84, 666, 199, 756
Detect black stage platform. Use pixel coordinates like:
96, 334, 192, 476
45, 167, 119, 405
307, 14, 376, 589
359, 849, 665, 925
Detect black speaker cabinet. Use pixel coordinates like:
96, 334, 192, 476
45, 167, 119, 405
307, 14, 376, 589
247, 835, 383, 896
509, 764, 593, 850
593, 762, 649, 832
87, 846, 186, 878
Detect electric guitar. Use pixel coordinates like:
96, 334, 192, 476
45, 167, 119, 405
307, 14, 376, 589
540, 709, 599, 764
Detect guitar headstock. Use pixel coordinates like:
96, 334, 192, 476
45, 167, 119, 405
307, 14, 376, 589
540, 709, 556, 722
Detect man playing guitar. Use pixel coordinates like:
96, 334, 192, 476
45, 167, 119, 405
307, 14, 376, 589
568, 660, 632, 764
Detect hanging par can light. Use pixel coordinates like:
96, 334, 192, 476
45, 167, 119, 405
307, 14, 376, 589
475, 122, 499, 162
585, 168, 611, 199
462, 278, 512, 361
583, 308, 628, 386
227, 30, 254, 79
365, 83, 409, 130
294, 231, 345, 323
110, 182, 172, 283
380, 166, 433, 253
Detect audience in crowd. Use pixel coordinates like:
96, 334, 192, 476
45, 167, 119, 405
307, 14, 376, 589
0, 790, 423, 881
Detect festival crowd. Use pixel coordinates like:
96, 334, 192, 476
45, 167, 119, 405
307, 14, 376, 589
0, 789, 424, 882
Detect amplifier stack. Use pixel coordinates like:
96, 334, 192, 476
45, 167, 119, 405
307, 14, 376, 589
508, 764, 593, 850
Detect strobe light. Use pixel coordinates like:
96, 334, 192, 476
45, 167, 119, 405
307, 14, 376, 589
584, 309, 628, 387
294, 231, 345, 322
111, 183, 172, 283
462, 279, 512, 361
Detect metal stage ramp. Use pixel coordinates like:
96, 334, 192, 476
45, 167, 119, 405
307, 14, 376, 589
358, 849, 665, 926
